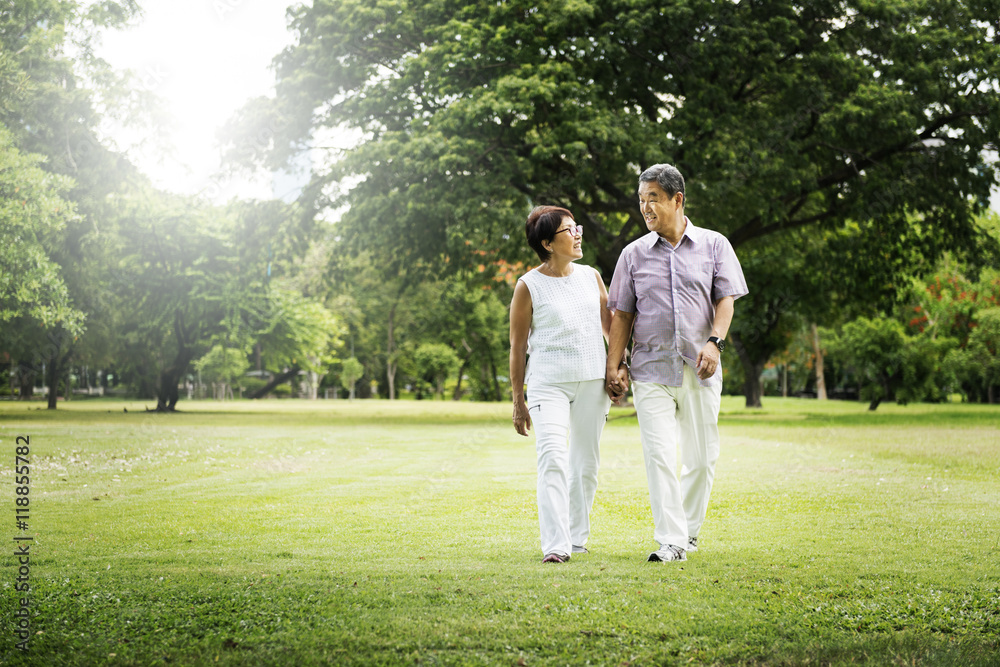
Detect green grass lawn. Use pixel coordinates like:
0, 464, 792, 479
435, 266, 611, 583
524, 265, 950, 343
1, 397, 998, 666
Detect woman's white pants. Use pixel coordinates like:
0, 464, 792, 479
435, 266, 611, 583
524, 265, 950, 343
633, 364, 722, 549
527, 378, 610, 557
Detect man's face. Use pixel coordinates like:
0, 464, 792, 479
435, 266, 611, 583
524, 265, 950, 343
638, 180, 683, 235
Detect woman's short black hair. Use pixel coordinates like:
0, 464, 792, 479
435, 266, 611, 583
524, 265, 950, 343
525, 206, 574, 262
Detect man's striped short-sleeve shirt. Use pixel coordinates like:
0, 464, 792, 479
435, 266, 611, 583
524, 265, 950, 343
607, 219, 748, 387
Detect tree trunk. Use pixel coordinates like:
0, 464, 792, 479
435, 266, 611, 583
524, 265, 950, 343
155, 347, 196, 411
155, 364, 187, 411
868, 378, 892, 411
811, 323, 827, 400
487, 346, 501, 401
17, 361, 35, 399
307, 370, 318, 399
453, 354, 470, 401
731, 333, 764, 408
387, 302, 397, 400
247, 366, 300, 399
154, 311, 199, 411
781, 364, 788, 398
46, 351, 60, 410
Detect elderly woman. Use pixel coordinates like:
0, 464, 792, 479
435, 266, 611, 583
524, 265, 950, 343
509, 206, 626, 563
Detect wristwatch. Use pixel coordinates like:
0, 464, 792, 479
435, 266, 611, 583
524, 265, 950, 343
708, 336, 726, 352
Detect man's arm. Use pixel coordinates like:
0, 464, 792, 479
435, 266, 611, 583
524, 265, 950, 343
695, 296, 735, 380
605, 310, 635, 398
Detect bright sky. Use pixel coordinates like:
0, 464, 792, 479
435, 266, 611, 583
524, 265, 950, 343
96, 0, 298, 202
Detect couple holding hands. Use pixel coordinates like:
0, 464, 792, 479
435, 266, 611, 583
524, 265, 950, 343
509, 163, 748, 564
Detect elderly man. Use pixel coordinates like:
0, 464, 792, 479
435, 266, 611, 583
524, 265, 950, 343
606, 163, 748, 562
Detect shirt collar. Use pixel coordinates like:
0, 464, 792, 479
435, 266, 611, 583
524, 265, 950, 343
643, 217, 699, 249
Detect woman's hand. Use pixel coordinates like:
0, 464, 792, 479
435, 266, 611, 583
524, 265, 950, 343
512, 401, 532, 436
606, 363, 630, 404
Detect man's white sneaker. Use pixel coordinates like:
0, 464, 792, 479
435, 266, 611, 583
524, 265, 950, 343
571, 545, 589, 554
687, 537, 698, 552
647, 544, 687, 562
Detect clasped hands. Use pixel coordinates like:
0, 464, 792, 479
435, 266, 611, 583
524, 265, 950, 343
604, 341, 719, 402
605, 362, 630, 405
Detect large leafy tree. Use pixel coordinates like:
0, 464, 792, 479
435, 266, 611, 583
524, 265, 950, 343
228, 0, 1000, 406
1, 0, 146, 407
0, 128, 85, 400
0, 128, 83, 333
107, 191, 324, 411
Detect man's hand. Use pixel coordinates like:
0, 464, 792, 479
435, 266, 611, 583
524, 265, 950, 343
605, 364, 630, 404
696, 342, 721, 380
512, 401, 532, 436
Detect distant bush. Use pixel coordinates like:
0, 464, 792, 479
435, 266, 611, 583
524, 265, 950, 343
826, 318, 956, 410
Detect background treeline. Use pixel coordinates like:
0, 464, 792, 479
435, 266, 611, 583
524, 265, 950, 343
2, 0, 999, 410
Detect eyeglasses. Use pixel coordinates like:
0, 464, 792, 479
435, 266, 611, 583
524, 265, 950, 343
554, 225, 584, 239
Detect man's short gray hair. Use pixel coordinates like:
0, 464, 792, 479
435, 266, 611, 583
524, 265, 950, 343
639, 163, 685, 199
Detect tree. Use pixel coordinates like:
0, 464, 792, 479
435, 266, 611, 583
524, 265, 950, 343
226, 0, 1000, 407
905, 231, 1000, 402
106, 189, 246, 410
193, 344, 250, 401
1, 1, 145, 166
339, 357, 364, 400
961, 308, 1000, 403
826, 317, 954, 410
0, 128, 84, 334
244, 284, 341, 399
1, 0, 153, 409
413, 342, 460, 399
0, 128, 86, 406
403, 275, 513, 401
921, 269, 1000, 403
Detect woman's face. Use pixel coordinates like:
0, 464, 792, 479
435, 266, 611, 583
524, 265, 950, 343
545, 216, 583, 262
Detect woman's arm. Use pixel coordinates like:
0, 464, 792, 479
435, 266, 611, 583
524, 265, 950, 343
596, 268, 613, 344
598, 268, 630, 403
509, 279, 533, 436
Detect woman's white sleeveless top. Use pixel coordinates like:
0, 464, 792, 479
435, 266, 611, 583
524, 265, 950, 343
520, 264, 607, 385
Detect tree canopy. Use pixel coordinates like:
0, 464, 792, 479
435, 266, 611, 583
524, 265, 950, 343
223, 0, 1000, 405
229, 0, 999, 279
0, 128, 83, 333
